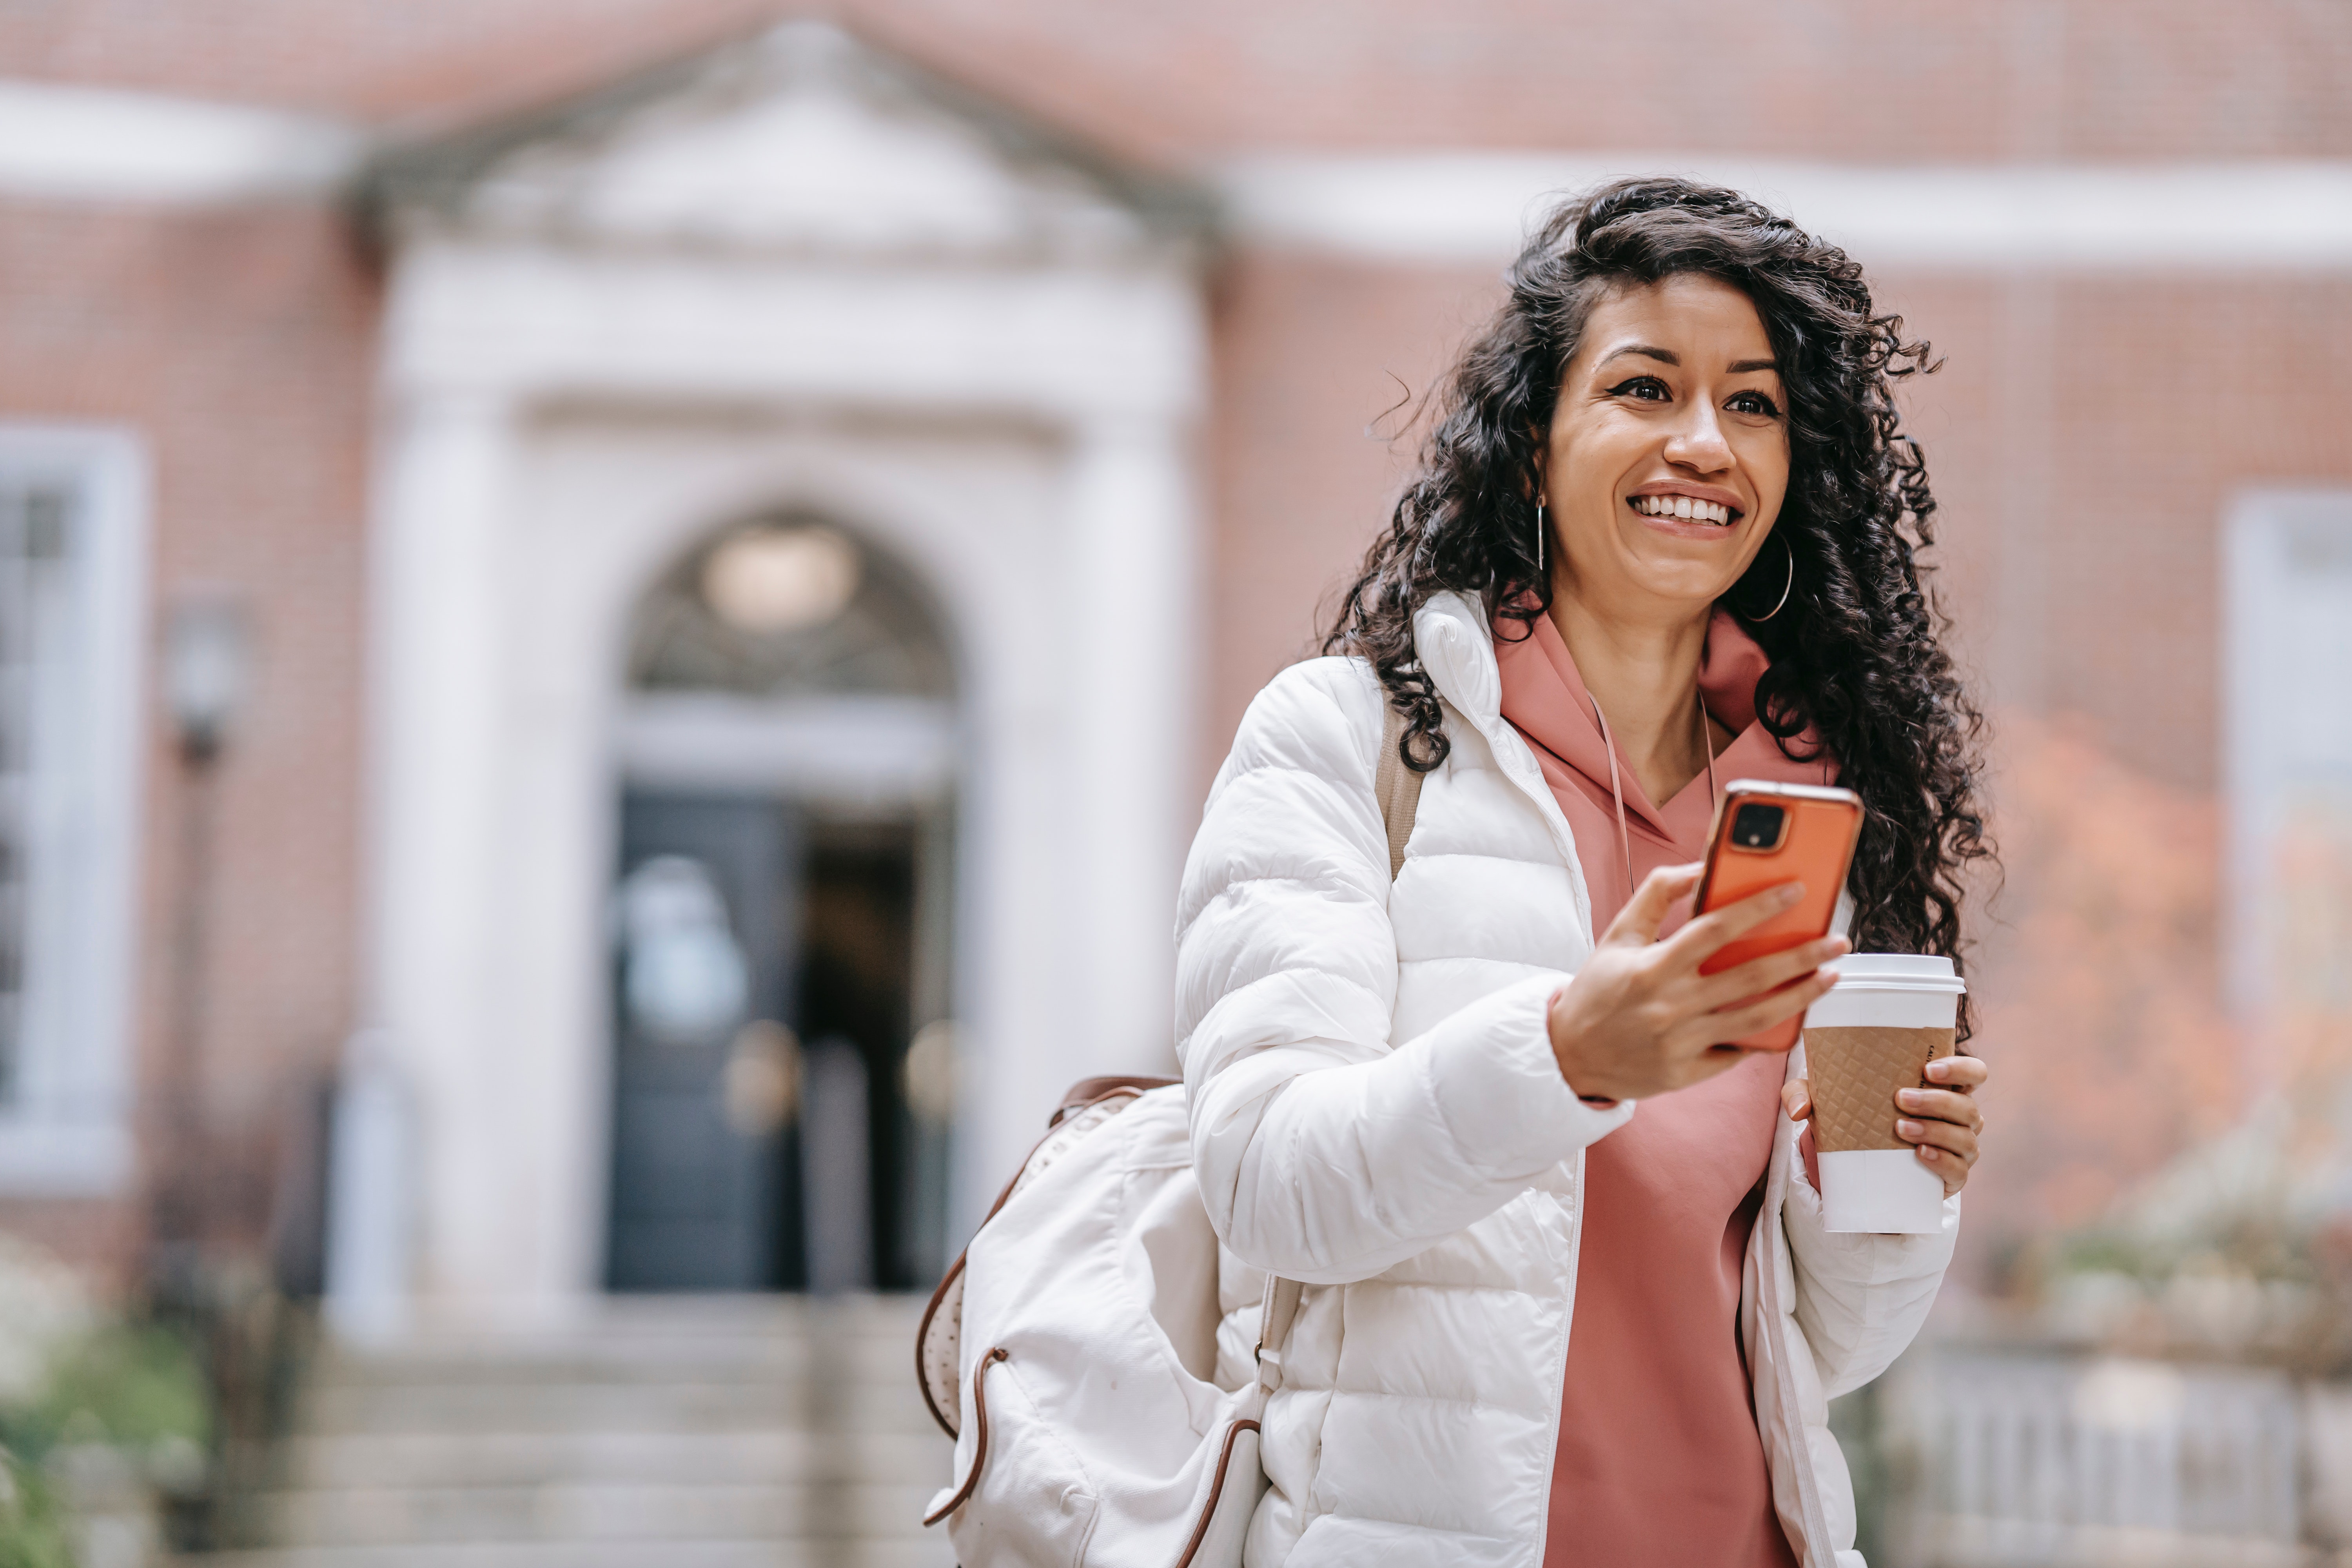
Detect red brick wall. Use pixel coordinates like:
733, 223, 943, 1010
4, 0, 2349, 1288
1203, 254, 1504, 769
1207, 261, 2352, 784
0, 205, 377, 1270
2, 1, 2346, 163
1203, 252, 2352, 1278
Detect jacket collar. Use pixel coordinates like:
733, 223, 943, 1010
1412, 590, 1504, 722
1410, 590, 1597, 940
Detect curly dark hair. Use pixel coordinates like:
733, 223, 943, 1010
1323, 176, 1993, 1029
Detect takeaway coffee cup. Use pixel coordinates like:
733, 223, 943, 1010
1800, 954, 1966, 1234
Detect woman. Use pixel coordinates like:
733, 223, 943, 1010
1175, 178, 1994, 1566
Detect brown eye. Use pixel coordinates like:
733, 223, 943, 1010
1729, 391, 1781, 417
1609, 376, 1670, 402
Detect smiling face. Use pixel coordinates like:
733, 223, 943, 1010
1540, 272, 1791, 621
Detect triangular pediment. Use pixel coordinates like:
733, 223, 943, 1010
367, 22, 1209, 261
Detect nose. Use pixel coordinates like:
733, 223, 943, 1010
1664, 399, 1734, 474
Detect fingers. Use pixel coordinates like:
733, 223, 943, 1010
1600, 863, 1703, 949
1692, 935, 1849, 1014
1900, 1114, 1977, 1194
1925, 1054, 1987, 1090
1897, 1114, 1976, 1159
1895, 1085, 1983, 1133
1781, 1078, 1812, 1121
1683, 966, 1839, 1048
1898, 1076, 1983, 1198
1658, 880, 1808, 971
1914, 1141, 1971, 1196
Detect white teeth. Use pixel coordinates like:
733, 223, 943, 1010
1632, 495, 1734, 525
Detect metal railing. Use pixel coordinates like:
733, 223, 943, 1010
1878, 1347, 2308, 1566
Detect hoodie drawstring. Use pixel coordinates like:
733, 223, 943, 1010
1584, 686, 1720, 900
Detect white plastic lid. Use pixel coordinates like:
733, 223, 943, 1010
1826, 953, 1965, 993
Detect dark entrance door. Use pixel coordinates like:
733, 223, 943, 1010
606, 791, 942, 1293
615, 516, 958, 1293
606, 791, 804, 1290
796, 818, 924, 1292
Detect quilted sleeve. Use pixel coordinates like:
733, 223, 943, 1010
1781, 1147, 1960, 1398
1174, 657, 1631, 1285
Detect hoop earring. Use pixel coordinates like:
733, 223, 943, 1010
1750, 533, 1794, 621
1534, 501, 1547, 577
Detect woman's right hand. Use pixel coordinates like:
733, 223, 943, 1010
1544, 863, 1847, 1104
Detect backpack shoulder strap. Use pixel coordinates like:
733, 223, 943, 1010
1374, 699, 1426, 882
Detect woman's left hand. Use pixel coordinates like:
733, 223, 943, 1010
1780, 1054, 1989, 1198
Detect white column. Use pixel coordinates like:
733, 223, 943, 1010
944, 412, 1201, 1240
1063, 413, 1200, 1080
502, 493, 630, 1312
947, 574, 1056, 1242
360, 387, 540, 1319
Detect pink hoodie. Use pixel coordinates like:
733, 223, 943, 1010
1496, 607, 1832, 1568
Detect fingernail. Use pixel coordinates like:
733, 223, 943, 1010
1779, 883, 1806, 905
1896, 1089, 1923, 1108
1896, 1119, 1923, 1138
1917, 1147, 1936, 1162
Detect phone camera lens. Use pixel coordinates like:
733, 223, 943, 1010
1730, 802, 1786, 850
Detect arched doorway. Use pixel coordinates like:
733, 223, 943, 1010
355, 19, 1207, 1317
604, 511, 956, 1292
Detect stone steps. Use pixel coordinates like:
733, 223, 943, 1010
201, 1546, 950, 1568
290, 1385, 918, 1437
275, 1431, 938, 1490
250, 1481, 939, 1546
211, 1294, 955, 1568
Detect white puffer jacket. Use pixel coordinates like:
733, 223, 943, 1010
1174, 591, 1958, 1568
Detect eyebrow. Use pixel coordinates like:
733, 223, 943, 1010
1598, 344, 1678, 368
1595, 344, 1780, 376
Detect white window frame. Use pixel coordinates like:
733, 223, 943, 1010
0, 425, 148, 1194
2224, 487, 2352, 1024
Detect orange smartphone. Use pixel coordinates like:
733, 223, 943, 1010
1690, 779, 1864, 1053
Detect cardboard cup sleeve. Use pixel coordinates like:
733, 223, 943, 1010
1803, 1026, 1956, 1153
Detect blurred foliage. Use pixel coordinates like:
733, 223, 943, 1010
1967, 713, 2242, 1281
0, 1316, 210, 1562
1828, 1385, 1887, 1564
0, 1322, 209, 1465
1975, 715, 2352, 1363
2027, 1201, 2352, 1377
0, 1449, 74, 1568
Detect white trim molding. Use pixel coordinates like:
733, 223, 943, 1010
1221, 153, 2352, 271
0, 79, 361, 205
615, 694, 957, 805
0, 425, 149, 1194
7, 74, 2352, 274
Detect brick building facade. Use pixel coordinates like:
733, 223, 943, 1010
0, 1, 2347, 1312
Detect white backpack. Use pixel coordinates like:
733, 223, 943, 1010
914, 702, 1427, 1567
